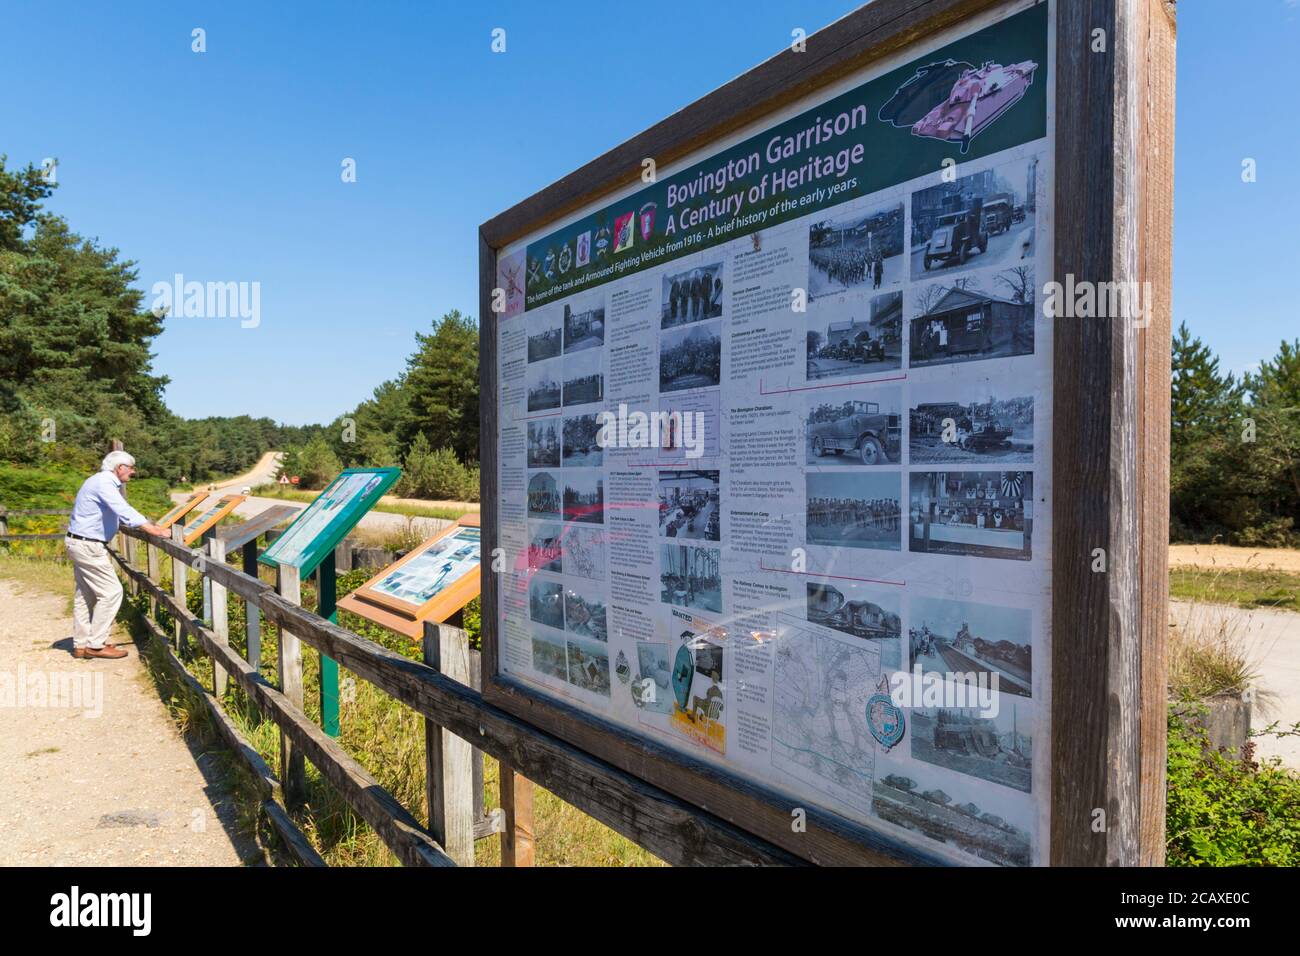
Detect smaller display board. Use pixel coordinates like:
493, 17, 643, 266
158, 491, 207, 530
181, 495, 247, 545
258, 468, 400, 576
216, 504, 301, 551
337, 514, 481, 638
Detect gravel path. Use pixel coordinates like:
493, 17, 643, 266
0, 578, 256, 865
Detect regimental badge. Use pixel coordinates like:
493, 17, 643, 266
575, 230, 591, 267
639, 202, 657, 242
543, 247, 557, 281
594, 224, 611, 261
614, 211, 635, 253
527, 257, 542, 285
866, 675, 905, 750
558, 242, 573, 275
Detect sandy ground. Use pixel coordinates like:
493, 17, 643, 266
0, 577, 256, 865
1171, 600, 1300, 768
1169, 543, 1300, 573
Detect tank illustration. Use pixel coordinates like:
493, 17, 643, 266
910, 60, 1039, 153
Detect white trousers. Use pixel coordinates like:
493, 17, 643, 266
66, 537, 124, 649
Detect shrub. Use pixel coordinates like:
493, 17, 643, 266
1166, 704, 1300, 866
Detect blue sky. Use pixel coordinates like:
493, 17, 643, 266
2, 1, 1296, 424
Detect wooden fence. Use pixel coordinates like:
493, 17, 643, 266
59, 522, 797, 866
0, 506, 70, 541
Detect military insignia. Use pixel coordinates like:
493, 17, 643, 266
639, 201, 657, 242
594, 223, 611, 261
866, 675, 905, 750
558, 242, 573, 275
542, 247, 557, 281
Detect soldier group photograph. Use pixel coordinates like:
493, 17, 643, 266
661, 262, 724, 328
807, 201, 905, 300
806, 471, 903, 551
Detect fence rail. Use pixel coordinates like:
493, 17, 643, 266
0, 506, 70, 541
102, 523, 794, 867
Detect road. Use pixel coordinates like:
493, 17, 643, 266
189, 450, 284, 494
1170, 600, 1300, 767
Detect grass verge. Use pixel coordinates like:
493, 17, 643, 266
249, 484, 473, 522
1170, 565, 1300, 612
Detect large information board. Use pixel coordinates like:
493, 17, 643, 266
482, 0, 1171, 867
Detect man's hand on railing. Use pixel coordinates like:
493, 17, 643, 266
138, 522, 168, 538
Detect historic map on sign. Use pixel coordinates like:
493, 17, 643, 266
772, 630, 879, 813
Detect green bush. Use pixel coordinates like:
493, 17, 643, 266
1166, 703, 1300, 866
397, 434, 478, 501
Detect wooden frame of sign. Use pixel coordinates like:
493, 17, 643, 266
181, 495, 247, 546
337, 514, 483, 639
479, 0, 1174, 866
158, 491, 207, 530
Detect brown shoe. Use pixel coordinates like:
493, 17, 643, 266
74, 644, 128, 660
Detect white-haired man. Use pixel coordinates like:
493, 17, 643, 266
65, 451, 167, 660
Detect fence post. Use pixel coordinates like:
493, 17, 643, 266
209, 536, 229, 699
499, 763, 535, 867
170, 525, 187, 653
243, 540, 261, 673
201, 530, 213, 625
422, 621, 475, 866
146, 538, 160, 619
0, 507, 8, 539
277, 564, 306, 807
122, 533, 137, 595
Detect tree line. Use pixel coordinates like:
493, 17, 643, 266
1172, 323, 1300, 546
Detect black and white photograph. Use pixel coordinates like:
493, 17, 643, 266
659, 543, 722, 614
563, 580, 608, 642
910, 154, 1039, 278
661, 262, 723, 328
632, 643, 673, 714
528, 577, 565, 630
909, 267, 1034, 367
909, 471, 1033, 560
527, 523, 563, 574
871, 761, 1031, 867
526, 419, 561, 468
806, 580, 901, 668
531, 629, 569, 682
658, 469, 720, 541
806, 290, 902, 380
562, 470, 604, 524
805, 387, 902, 466
806, 471, 903, 551
561, 348, 604, 407
660, 320, 721, 393
562, 293, 605, 352
526, 360, 561, 412
527, 308, 562, 363
562, 413, 604, 466
808, 200, 905, 299
566, 636, 612, 697
564, 526, 607, 582
526, 470, 561, 519
911, 703, 1032, 794
910, 596, 1032, 699
910, 385, 1034, 463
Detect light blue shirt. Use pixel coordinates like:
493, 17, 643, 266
68, 471, 149, 541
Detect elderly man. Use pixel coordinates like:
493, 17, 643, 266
65, 451, 167, 660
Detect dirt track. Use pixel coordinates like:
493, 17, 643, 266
0, 578, 254, 865
1169, 544, 1300, 573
